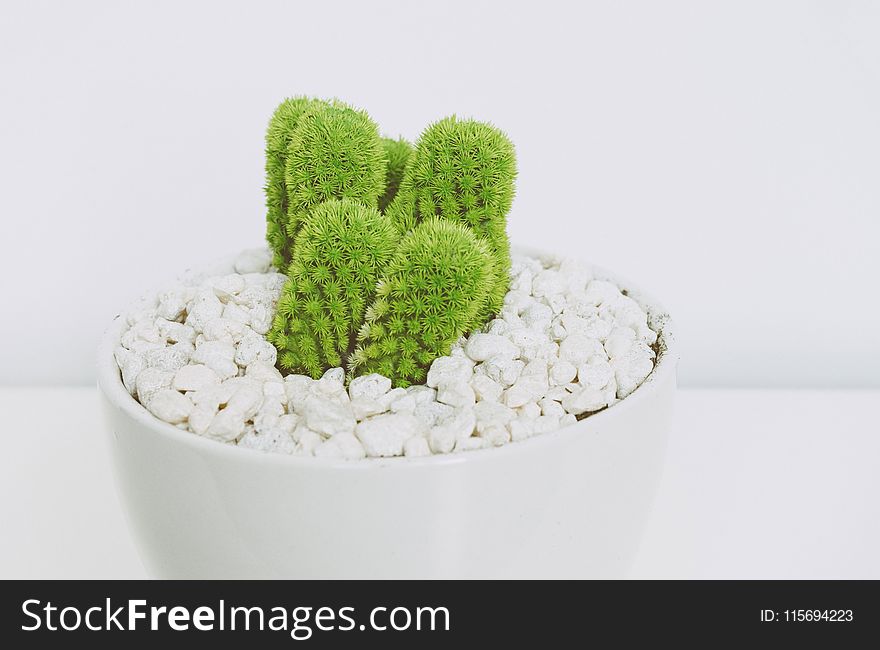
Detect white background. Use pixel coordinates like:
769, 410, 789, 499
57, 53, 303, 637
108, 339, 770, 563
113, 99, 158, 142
1, 0, 878, 388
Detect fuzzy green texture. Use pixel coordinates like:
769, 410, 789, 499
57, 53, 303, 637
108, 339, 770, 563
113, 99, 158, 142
268, 199, 398, 378
263, 100, 517, 386
349, 218, 496, 387
265, 97, 329, 269
386, 116, 516, 321
265, 99, 387, 271
378, 136, 413, 212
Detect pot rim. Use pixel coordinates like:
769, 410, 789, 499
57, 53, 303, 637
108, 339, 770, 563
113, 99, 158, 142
97, 245, 677, 470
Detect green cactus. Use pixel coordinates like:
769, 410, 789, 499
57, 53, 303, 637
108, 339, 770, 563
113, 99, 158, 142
265, 96, 329, 269
263, 99, 517, 387
378, 136, 413, 212
348, 218, 496, 387
268, 199, 398, 378
386, 116, 516, 321
265, 99, 387, 271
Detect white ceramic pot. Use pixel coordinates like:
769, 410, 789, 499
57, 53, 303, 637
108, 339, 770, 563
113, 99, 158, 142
97, 249, 677, 579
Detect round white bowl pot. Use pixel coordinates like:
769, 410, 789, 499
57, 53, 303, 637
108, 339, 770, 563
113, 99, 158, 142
97, 249, 677, 579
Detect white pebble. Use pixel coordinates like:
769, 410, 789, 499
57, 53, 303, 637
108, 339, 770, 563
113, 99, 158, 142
539, 398, 565, 418
426, 356, 474, 388
480, 356, 524, 387
521, 302, 553, 329
155, 319, 195, 344
276, 413, 299, 434
442, 408, 476, 441
545, 385, 571, 402
205, 409, 245, 442
509, 420, 533, 442
474, 401, 516, 434
613, 344, 655, 398
304, 396, 356, 437
404, 436, 432, 457
558, 333, 605, 367
284, 374, 315, 411
436, 382, 476, 408
135, 368, 173, 405
213, 274, 245, 298
480, 424, 511, 446
465, 333, 517, 362
413, 401, 454, 428
503, 378, 544, 408
332, 432, 367, 460
188, 406, 214, 435
356, 413, 423, 457
234, 335, 277, 367
378, 387, 407, 410
470, 374, 502, 402
249, 304, 273, 335
578, 359, 614, 390
428, 425, 456, 454
238, 427, 295, 454
246, 360, 284, 383
115, 347, 146, 395
315, 368, 348, 402
549, 360, 577, 386
172, 364, 220, 392
605, 327, 636, 357
348, 373, 392, 401
144, 343, 191, 373
584, 279, 621, 305
486, 318, 510, 336
296, 430, 324, 455
226, 383, 263, 419
314, 432, 366, 460
559, 258, 591, 294
201, 317, 248, 343
518, 402, 541, 419
532, 269, 565, 298
562, 387, 609, 415
508, 328, 543, 356
559, 413, 577, 428
533, 414, 562, 434
157, 290, 187, 321
406, 385, 436, 405
185, 289, 223, 333
146, 389, 193, 424
222, 302, 251, 325
192, 340, 238, 379
350, 397, 386, 420
388, 393, 415, 414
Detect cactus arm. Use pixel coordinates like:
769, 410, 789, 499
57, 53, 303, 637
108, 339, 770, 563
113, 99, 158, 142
385, 116, 516, 320
349, 218, 496, 387
268, 199, 398, 378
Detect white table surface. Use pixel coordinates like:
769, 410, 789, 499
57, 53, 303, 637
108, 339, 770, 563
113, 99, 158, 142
1, 387, 877, 579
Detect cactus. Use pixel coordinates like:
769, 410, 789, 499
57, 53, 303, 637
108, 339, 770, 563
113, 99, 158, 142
268, 199, 398, 378
386, 116, 516, 320
265, 96, 328, 269
265, 99, 387, 271
263, 99, 517, 386
378, 136, 413, 212
348, 219, 496, 387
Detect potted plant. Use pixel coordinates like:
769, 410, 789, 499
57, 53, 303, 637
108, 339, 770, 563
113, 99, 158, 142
98, 97, 677, 578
